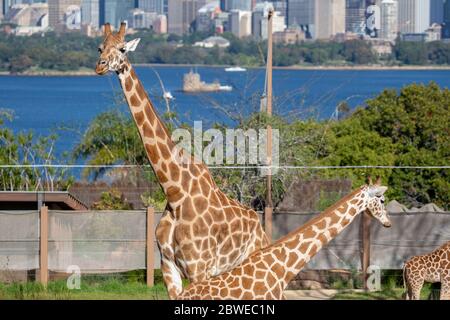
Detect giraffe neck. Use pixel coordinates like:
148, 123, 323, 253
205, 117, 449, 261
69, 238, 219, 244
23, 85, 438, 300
117, 61, 187, 203
264, 188, 368, 288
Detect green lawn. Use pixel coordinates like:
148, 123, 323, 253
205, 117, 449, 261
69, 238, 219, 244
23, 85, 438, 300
0, 280, 169, 300
0, 270, 171, 300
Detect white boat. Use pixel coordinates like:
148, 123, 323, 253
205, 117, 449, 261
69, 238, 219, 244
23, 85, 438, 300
225, 66, 247, 72
219, 85, 233, 91
163, 91, 174, 100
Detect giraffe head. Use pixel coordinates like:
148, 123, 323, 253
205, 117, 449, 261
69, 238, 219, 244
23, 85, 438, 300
364, 176, 391, 228
95, 22, 141, 75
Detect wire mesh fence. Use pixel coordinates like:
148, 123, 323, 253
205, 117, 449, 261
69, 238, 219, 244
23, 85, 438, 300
0, 165, 448, 296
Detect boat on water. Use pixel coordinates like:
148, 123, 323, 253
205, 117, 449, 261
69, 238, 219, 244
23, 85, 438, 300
225, 66, 247, 72
219, 85, 233, 91
183, 70, 232, 92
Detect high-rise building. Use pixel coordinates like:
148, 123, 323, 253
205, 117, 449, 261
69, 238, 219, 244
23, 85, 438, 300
81, 0, 100, 29
0, 0, 4, 20
221, 0, 254, 11
153, 13, 167, 32
168, 0, 207, 35
128, 8, 157, 28
252, 1, 272, 39
228, 9, 251, 37
138, 0, 165, 14
397, 0, 431, 33
365, 0, 381, 37
102, 0, 134, 28
260, 10, 285, 39
444, 0, 450, 38
320, 0, 346, 39
271, 1, 287, 18
48, 0, 82, 29
287, 0, 345, 39
380, 0, 398, 40
430, 0, 444, 24
196, 1, 220, 32
3, 0, 32, 17
346, 0, 366, 33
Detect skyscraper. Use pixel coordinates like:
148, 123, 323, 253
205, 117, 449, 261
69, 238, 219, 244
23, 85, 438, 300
380, 0, 398, 40
397, 0, 431, 33
168, 0, 207, 35
103, 0, 134, 28
444, 0, 450, 38
221, 0, 256, 11
287, 0, 345, 39
48, 0, 82, 28
346, 0, 366, 33
81, 0, 100, 29
138, 0, 165, 14
228, 9, 251, 37
430, 0, 444, 24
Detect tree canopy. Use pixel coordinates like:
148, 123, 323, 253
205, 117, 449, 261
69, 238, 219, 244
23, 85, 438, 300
73, 82, 449, 209
1, 30, 450, 73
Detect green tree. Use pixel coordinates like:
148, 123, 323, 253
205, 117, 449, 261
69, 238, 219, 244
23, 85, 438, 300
395, 40, 428, 65
91, 188, 133, 210
343, 40, 376, 64
9, 54, 33, 73
0, 110, 73, 191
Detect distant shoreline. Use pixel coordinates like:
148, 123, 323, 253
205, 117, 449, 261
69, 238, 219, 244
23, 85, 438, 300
1, 64, 450, 76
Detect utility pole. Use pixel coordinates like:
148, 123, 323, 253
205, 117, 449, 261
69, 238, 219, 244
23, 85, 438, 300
264, 9, 274, 242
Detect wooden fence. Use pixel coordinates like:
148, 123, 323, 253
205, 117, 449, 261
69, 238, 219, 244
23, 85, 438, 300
1, 207, 449, 287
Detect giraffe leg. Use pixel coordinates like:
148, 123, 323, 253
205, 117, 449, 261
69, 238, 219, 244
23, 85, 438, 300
161, 257, 183, 300
156, 210, 182, 300
440, 273, 450, 300
410, 278, 424, 300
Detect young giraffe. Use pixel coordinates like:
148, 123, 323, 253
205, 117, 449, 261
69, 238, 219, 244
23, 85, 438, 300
403, 241, 450, 300
178, 177, 392, 300
95, 23, 269, 299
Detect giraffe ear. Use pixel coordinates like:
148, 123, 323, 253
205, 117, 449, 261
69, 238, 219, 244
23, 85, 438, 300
124, 38, 141, 53
369, 186, 388, 197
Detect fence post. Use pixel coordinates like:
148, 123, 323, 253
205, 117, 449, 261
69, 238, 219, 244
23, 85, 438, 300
39, 205, 48, 285
361, 211, 371, 290
264, 207, 273, 242
146, 207, 154, 287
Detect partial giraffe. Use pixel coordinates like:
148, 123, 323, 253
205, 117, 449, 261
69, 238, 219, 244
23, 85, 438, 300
178, 177, 392, 300
95, 23, 269, 299
403, 241, 450, 300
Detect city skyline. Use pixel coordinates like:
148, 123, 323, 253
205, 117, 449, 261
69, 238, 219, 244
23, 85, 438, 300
0, 0, 448, 41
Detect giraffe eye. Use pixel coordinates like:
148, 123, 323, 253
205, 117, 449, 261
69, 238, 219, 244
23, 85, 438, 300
119, 47, 126, 53
98, 48, 103, 53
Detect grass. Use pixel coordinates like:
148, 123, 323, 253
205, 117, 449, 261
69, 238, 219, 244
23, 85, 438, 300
0, 270, 170, 300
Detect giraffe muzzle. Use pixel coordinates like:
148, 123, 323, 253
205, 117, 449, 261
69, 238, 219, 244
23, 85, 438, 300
383, 220, 392, 228
95, 61, 109, 75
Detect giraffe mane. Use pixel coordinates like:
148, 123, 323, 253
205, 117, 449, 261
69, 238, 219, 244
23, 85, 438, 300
269, 187, 364, 247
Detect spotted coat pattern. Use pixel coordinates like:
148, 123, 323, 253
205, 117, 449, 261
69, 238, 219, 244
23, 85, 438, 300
178, 184, 391, 300
403, 241, 450, 300
95, 23, 269, 299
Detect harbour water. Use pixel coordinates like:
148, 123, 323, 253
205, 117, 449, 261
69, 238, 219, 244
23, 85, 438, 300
1, 66, 449, 157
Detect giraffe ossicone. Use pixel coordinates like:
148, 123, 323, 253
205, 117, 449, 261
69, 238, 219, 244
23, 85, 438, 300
178, 178, 391, 300
95, 22, 269, 299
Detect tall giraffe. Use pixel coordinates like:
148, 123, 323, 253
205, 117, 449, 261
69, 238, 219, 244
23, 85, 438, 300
178, 177, 391, 300
403, 241, 450, 300
95, 23, 269, 299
